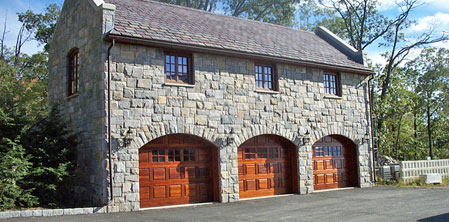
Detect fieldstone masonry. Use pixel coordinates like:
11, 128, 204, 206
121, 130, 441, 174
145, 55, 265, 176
49, 0, 373, 212
49, 0, 112, 206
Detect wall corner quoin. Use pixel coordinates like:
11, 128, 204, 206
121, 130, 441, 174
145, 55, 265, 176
101, 2, 116, 34
88, 0, 104, 8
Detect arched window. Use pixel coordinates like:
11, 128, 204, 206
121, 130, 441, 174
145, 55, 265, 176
67, 48, 80, 96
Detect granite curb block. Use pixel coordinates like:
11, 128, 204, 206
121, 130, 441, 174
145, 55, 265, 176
0, 207, 108, 219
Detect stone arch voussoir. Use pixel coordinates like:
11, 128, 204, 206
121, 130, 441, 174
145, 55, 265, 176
235, 124, 299, 148
310, 127, 363, 146
131, 124, 220, 149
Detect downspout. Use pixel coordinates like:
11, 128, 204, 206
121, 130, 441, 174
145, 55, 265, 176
368, 74, 376, 183
107, 39, 115, 202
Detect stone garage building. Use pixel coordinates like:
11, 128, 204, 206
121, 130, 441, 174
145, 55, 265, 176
49, 0, 374, 212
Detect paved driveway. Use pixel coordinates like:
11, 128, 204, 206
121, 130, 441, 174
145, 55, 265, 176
4, 187, 449, 222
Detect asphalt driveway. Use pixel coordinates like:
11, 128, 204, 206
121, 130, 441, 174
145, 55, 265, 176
4, 187, 449, 222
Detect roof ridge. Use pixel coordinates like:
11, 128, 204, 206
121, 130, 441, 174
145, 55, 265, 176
124, 0, 315, 35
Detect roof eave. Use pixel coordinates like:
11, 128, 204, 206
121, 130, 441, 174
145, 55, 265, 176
105, 33, 375, 75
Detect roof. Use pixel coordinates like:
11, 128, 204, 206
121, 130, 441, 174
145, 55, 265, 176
104, 0, 372, 74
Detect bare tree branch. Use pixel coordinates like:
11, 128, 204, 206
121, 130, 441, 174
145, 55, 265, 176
380, 0, 448, 101
14, 22, 33, 66
0, 12, 8, 61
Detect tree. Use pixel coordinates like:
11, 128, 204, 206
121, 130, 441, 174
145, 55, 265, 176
319, 0, 391, 51
0, 13, 8, 61
22, 107, 77, 207
407, 48, 449, 159
6, 3, 61, 65
224, 0, 301, 26
0, 138, 37, 210
157, 0, 217, 11
312, 0, 447, 107
0, 3, 77, 208
0, 53, 77, 209
296, 0, 340, 32
154, 0, 301, 26
379, 0, 447, 102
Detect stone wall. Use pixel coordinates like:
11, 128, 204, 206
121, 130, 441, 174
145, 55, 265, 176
48, 0, 110, 206
106, 42, 373, 211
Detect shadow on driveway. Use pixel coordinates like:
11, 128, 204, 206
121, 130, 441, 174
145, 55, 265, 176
418, 213, 449, 222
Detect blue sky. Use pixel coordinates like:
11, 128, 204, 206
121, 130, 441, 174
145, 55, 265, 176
0, 0, 448, 65
364, 0, 449, 64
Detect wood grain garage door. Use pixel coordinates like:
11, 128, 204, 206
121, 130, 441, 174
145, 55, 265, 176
238, 135, 296, 199
139, 134, 216, 208
312, 136, 357, 191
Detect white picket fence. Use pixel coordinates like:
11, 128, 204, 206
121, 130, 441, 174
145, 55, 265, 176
400, 159, 449, 182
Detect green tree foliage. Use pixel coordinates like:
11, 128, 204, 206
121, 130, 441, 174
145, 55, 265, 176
0, 138, 37, 210
407, 48, 449, 159
296, 0, 342, 32
317, 0, 391, 51
22, 108, 77, 207
224, 0, 301, 26
156, 0, 217, 11
0, 4, 77, 209
0, 56, 77, 209
17, 4, 61, 51
155, 0, 300, 26
376, 48, 449, 160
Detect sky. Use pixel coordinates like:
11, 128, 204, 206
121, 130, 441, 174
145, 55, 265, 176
365, 0, 449, 65
0, 0, 448, 65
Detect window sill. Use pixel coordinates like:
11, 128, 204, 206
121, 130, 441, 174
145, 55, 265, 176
323, 95, 342, 100
164, 82, 195, 88
255, 89, 279, 94
65, 93, 79, 100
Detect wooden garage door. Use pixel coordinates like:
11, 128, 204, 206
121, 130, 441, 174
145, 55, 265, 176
139, 134, 216, 208
238, 135, 296, 199
312, 136, 357, 191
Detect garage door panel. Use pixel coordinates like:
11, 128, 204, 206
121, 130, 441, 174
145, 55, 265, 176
326, 174, 334, 184
238, 135, 295, 199
153, 186, 167, 199
258, 179, 269, 189
185, 167, 196, 179
257, 163, 268, 174
246, 180, 257, 190
270, 163, 280, 173
281, 163, 289, 173
238, 165, 244, 175
245, 164, 256, 175
316, 161, 324, 170
141, 187, 150, 200
199, 183, 209, 196
198, 167, 210, 178
313, 136, 357, 191
169, 185, 182, 198
140, 152, 149, 162
139, 135, 215, 208
272, 178, 281, 188
316, 174, 325, 184
169, 168, 182, 179
185, 184, 197, 197
152, 168, 166, 180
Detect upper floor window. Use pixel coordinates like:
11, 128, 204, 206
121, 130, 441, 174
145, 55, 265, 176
165, 52, 193, 84
323, 73, 340, 96
67, 48, 80, 96
255, 64, 275, 90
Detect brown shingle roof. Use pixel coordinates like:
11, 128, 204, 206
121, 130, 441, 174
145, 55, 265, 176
104, 0, 372, 73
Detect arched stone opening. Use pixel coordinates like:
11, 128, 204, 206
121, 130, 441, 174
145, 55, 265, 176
312, 135, 359, 191
237, 134, 298, 199
138, 134, 219, 208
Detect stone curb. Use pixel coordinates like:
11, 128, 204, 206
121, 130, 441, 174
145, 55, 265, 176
0, 206, 108, 219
